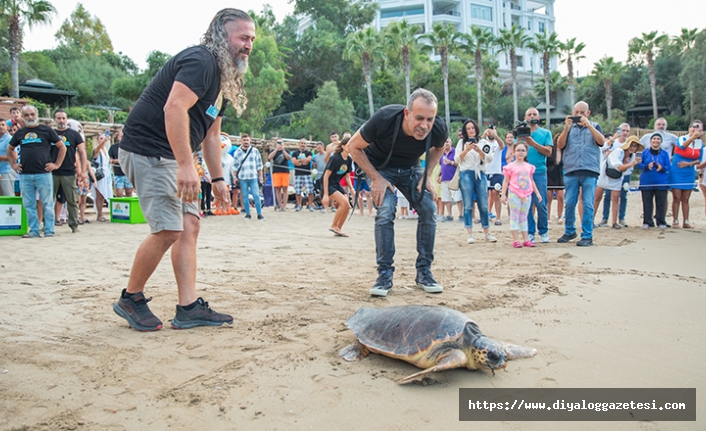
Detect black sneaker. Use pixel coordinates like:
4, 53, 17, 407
171, 298, 233, 329
113, 289, 163, 331
257, 214, 265, 220
557, 233, 577, 243
244, 214, 252, 219
577, 238, 593, 247
415, 271, 443, 293
370, 270, 394, 297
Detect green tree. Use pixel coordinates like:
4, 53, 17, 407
21, 49, 58, 82
458, 25, 497, 126
528, 31, 560, 123
54, 3, 112, 55
0, 0, 56, 98
673, 28, 698, 121
344, 27, 382, 118
419, 22, 460, 125
680, 30, 706, 121
592, 56, 624, 122
532, 70, 567, 108
628, 31, 669, 119
559, 37, 585, 109
302, 80, 355, 141
293, 0, 377, 33
498, 25, 531, 124
383, 19, 421, 100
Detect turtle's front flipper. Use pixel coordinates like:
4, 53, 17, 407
397, 349, 468, 385
340, 341, 370, 362
504, 344, 537, 360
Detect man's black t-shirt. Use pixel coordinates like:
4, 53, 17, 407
271, 150, 290, 173
52, 128, 84, 176
325, 152, 352, 186
9, 125, 61, 175
359, 104, 448, 169
291, 149, 312, 176
108, 143, 124, 176
120, 45, 228, 159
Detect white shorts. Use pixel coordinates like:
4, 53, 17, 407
441, 181, 462, 203
397, 190, 409, 208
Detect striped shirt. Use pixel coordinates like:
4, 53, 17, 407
232, 146, 263, 180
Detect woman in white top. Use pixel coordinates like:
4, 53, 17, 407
593, 135, 642, 229
91, 133, 114, 222
454, 118, 499, 244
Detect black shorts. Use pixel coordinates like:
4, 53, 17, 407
328, 183, 345, 196
487, 174, 503, 190
547, 166, 564, 189
55, 185, 66, 204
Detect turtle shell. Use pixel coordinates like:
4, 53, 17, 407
345, 305, 480, 366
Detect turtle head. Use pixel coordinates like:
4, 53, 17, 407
470, 336, 507, 375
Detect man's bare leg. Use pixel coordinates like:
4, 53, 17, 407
171, 213, 200, 306
126, 230, 181, 294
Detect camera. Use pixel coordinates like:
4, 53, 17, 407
569, 116, 582, 124
512, 122, 531, 138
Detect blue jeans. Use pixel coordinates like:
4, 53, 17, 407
375, 167, 436, 273
564, 173, 597, 239
602, 176, 629, 221
459, 170, 488, 229
239, 178, 262, 216
528, 172, 548, 235
20, 173, 55, 236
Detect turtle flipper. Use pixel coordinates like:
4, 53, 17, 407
504, 344, 537, 360
340, 341, 370, 362
397, 349, 468, 385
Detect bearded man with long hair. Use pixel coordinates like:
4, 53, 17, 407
114, 9, 255, 331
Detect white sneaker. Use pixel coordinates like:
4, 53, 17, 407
540, 233, 550, 243
528, 233, 535, 242
485, 233, 497, 243
467, 234, 475, 244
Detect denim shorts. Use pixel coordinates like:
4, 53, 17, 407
114, 175, 134, 190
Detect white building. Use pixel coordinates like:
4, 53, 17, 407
369, 0, 557, 81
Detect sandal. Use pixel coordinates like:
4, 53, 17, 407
512, 241, 522, 248
523, 240, 536, 247
494, 220, 502, 226
612, 223, 622, 229
672, 220, 680, 228
329, 228, 349, 237
683, 221, 693, 229
97, 216, 108, 222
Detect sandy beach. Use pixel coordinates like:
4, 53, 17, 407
1, 192, 705, 431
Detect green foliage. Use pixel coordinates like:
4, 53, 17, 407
294, 0, 377, 33
53, 54, 127, 106
54, 3, 113, 54
21, 50, 58, 82
301, 81, 355, 142
680, 30, 706, 120
64, 106, 111, 122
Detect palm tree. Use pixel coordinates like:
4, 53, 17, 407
528, 31, 560, 125
344, 27, 382, 118
383, 20, 422, 100
592, 56, 624, 123
458, 25, 497, 127
498, 25, 531, 124
628, 31, 669, 120
532, 71, 567, 107
0, 0, 56, 98
418, 23, 460, 125
558, 37, 585, 109
672, 28, 698, 121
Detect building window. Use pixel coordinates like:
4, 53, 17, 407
516, 55, 523, 68
471, 4, 493, 22
381, 7, 424, 19
538, 21, 545, 32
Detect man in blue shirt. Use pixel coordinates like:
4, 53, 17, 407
521, 108, 552, 243
556, 101, 605, 246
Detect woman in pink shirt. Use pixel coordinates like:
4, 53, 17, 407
501, 142, 542, 248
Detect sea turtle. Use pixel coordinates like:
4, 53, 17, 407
339, 305, 537, 384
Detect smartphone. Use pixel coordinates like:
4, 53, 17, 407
570, 116, 582, 123
104, 130, 111, 137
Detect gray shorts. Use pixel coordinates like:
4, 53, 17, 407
119, 149, 200, 233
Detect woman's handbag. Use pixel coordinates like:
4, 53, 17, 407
448, 169, 460, 191
92, 153, 105, 181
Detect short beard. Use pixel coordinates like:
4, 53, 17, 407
25, 119, 38, 127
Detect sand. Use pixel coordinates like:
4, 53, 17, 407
1, 192, 705, 431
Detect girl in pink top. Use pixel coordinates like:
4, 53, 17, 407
501, 142, 542, 248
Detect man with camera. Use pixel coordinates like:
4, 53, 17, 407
556, 101, 605, 246
518, 108, 552, 243
348, 88, 447, 297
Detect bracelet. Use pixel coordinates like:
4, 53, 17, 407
212, 177, 225, 183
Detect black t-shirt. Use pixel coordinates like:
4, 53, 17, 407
108, 143, 124, 176
52, 128, 84, 176
360, 104, 448, 169
325, 152, 352, 186
120, 45, 228, 159
9, 125, 61, 175
291, 149, 312, 176
271, 150, 290, 173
